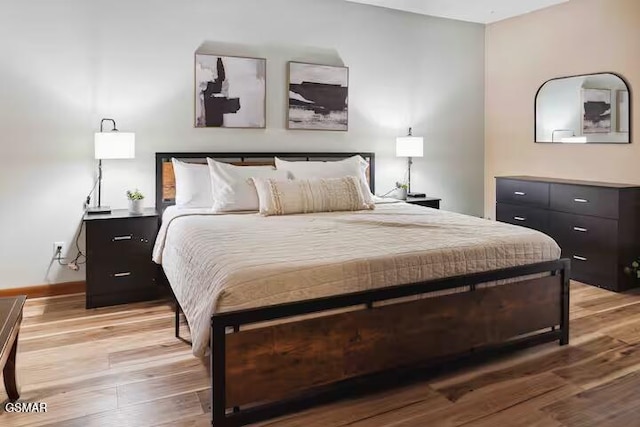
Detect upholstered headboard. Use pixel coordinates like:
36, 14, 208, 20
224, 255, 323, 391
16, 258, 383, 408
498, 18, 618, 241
155, 152, 375, 213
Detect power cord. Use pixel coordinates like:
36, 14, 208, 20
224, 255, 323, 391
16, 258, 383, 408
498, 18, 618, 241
379, 181, 407, 198
55, 175, 101, 270
379, 187, 398, 197
54, 221, 86, 271
84, 175, 99, 210
52, 175, 96, 271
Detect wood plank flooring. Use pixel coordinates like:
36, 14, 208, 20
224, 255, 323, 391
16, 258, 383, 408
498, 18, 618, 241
1, 282, 640, 426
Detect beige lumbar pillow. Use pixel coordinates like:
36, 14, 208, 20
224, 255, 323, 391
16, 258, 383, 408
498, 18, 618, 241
251, 176, 375, 216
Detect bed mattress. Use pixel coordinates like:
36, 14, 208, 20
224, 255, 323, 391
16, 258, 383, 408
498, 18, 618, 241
153, 202, 561, 356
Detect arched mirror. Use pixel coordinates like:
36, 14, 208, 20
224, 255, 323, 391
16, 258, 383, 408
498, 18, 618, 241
535, 73, 631, 143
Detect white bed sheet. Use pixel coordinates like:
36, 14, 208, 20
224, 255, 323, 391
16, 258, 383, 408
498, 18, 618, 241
153, 202, 560, 356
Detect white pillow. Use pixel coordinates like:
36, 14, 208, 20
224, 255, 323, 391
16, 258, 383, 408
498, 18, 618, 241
207, 158, 289, 212
252, 176, 375, 216
275, 155, 374, 203
172, 158, 213, 208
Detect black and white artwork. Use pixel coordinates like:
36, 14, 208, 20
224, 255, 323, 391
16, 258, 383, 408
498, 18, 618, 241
582, 88, 612, 134
288, 62, 348, 131
195, 54, 266, 128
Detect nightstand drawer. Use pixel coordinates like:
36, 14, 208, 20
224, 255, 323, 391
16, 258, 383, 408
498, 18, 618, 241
87, 258, 157, 296
550, 184, 619, 219
496, 179, 549, 208
86, 217, 158, 257
496, 203, 548, 233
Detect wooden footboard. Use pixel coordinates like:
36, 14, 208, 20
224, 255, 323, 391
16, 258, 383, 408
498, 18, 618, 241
210, 259, 570, 426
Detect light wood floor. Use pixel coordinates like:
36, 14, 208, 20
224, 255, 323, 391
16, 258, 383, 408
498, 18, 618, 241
2, 282, 640, 426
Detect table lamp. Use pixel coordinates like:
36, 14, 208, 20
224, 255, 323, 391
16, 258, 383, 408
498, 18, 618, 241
396, 127, 424, 198
86, 118, 135, 215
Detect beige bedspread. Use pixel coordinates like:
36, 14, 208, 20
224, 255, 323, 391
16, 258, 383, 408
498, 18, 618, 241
153, 202, 560, 356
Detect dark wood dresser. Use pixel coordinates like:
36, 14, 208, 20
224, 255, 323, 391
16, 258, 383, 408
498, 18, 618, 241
496, 176, 640, 292
84, 209, 160, 308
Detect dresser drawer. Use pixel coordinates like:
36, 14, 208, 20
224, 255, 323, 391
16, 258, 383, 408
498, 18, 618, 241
496, 203, 548, 233
550, 184, 619, 219
548, 211, 618, 254
496, 179, 549, 208
563, 248, 617, 290
86, 217, 158, 257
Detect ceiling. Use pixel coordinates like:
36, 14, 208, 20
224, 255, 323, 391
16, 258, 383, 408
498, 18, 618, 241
344, 0, 569, 24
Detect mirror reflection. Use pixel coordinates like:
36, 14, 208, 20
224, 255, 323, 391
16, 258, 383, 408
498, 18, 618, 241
536, 73, 630, 144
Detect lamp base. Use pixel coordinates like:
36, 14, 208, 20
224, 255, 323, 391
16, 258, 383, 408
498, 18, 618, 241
86, 206, 112, 215
407, 192, 426, 198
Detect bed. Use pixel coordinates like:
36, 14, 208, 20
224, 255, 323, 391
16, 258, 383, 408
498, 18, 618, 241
153, 152, 570, 427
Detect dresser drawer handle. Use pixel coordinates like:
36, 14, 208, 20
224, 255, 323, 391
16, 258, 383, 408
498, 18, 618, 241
514, 191, 526, 196
573, 255, 588, 262
112, 235, 133, 242
113, 272, 132, 278
573, 198, 589, 203
513, 216, 526, 222
573, 227, 588, 232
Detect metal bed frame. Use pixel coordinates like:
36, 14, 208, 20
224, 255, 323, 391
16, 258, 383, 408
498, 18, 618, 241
154, 152, 570, 427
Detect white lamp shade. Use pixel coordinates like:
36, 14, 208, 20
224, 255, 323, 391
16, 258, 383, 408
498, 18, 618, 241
94, 132, 135, 160
396, 136, 424, 157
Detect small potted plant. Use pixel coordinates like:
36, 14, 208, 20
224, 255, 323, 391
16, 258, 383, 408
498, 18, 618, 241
395, 182, 408, 200
126, 189, 144, 215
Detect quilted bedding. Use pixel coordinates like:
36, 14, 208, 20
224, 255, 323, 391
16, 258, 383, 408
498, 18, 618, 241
153, 201, 560, 356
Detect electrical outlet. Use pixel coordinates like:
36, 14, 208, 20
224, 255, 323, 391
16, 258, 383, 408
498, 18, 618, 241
53, 241, 66, 258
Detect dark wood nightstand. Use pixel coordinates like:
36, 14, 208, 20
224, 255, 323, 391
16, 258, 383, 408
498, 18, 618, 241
84, 209, 160, 309
406, 196, 441, 209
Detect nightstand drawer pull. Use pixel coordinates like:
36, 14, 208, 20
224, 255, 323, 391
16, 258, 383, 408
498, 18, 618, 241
573, 226, 588, 233
113, 272, 132, 278
573, 198, 589, 203
573, 255, 588, 262
513, 216, 526, 222
514, 191, 526, 196
112, 235, 133, 242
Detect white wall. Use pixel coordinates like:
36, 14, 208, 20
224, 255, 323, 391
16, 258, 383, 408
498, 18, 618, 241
0, 0, 485, 288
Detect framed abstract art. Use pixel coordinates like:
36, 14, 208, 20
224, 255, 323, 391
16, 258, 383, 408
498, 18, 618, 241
287, 62, 349, 131
582, 88, 612, 134
195, 54, 266, 128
